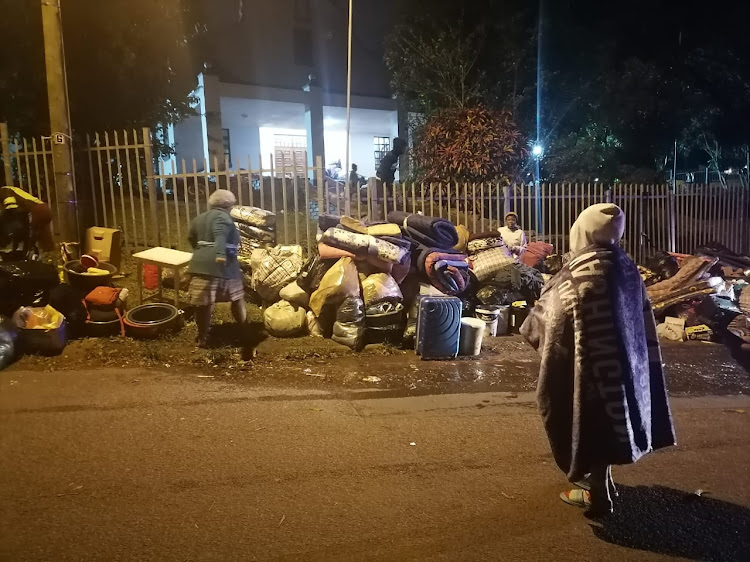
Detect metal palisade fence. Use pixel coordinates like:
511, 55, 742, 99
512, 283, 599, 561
1, 123, 748, 263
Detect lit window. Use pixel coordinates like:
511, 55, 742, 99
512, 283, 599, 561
373, 136, 391, 169
222, 128, 231, 167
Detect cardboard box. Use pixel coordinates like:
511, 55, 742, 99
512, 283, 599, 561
686, 324, 713, 341
85, 227, 122, 270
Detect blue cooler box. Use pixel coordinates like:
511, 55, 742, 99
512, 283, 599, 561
415, 296, 462, 359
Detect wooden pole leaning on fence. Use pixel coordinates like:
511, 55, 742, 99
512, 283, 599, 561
0, 123, 12, 185
41, 0, 79, 242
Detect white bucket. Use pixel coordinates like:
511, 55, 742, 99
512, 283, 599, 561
475, 306, 500, 337
459, 317, 486, 356
495, 305, 510, 336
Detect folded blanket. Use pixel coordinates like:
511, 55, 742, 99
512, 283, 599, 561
469, 247, 517, 282
231, 206, 276, 228
521, 241, 554, 269
321, 228, 408, 264
387, 211, 459, 249
419, 248, 469, 295
318, 214, 341, 232
367, 223, 403, 237
467, 237, 510, 256
237, 223, 275, 242
454, 225, 469, 252
318, 243, 355, 260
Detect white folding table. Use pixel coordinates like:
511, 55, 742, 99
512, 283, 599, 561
132, 247, 193, 308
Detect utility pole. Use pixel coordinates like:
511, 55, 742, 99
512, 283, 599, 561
534, 0, 543, 235
41, 0, 79, 242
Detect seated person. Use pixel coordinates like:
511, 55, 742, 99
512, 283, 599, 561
498, 212, 527, 259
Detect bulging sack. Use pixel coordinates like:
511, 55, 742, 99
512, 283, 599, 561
264, 300, 307, 337
361, 273, 402, 306
309, 257, 360, 316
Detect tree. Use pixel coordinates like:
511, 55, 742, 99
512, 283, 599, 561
412, 106, 525, 183
385, 23, 484, 117
0, 0, 206, 142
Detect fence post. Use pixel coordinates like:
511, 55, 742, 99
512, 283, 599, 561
142, 127, 161, 247
668, 185, 676, 252
1, 123, 12, 185
315, 154, 324, 218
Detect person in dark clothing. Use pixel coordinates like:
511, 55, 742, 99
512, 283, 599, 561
375, 137, 407, 220
0, 196, 31, 252
348, 164, 360, 187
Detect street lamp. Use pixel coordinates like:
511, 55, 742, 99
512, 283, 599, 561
532, 143, 544, 158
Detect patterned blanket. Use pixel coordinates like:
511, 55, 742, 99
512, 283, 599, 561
520, 245, 676, 481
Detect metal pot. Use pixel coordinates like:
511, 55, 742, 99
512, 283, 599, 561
124, 303, 181, 339
64, 260, 117, 293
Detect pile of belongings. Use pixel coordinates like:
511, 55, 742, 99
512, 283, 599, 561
642, 243, 750, 349
231, 206, 276, 263
386, 211, 469, 295
248, 210, 558, 352
230, 206, 277, 296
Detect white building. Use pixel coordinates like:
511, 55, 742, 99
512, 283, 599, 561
172, 0, 405, 180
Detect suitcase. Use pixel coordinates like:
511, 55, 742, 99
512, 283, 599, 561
416, 296, 462, 359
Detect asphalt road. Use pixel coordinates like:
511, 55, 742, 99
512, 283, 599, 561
1, 366, 749, 561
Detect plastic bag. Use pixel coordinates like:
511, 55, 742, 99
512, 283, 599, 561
337, 296, 365, 324
279, 281, 309, 308
263, 300, 307, 337
475, 285, 524, 307
361, 273, 402, 306
331, 321, 366, 351
251, 246, 305, 302
306, 310, 324, 337
296, 255, 335, 293
0, 317, 16, 370
309, 257, 360, 316
13, 305, 64, 330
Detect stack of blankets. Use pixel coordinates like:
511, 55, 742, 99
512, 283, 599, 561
647, 255, 719, 314
231, 206, 277, 266
466, 231, 515, 282
386, 211, 469, 295
317, 214, 412, 283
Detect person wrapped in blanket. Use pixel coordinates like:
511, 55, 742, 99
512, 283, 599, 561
520, 204, 675, 516
187, 189, 246, 347
498, 212, 527, 259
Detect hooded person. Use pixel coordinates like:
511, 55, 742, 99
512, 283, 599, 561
520, 203, 675, 516
187, 189, 246, 347
498, 212, 527, 259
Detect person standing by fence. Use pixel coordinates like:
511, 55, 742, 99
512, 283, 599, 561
375, 137, 407, 220
520, 203, 675, 516
187, 189, 246, 348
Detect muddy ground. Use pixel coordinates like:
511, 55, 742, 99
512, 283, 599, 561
8, 253, 748, 395
9, 303, 749, 397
